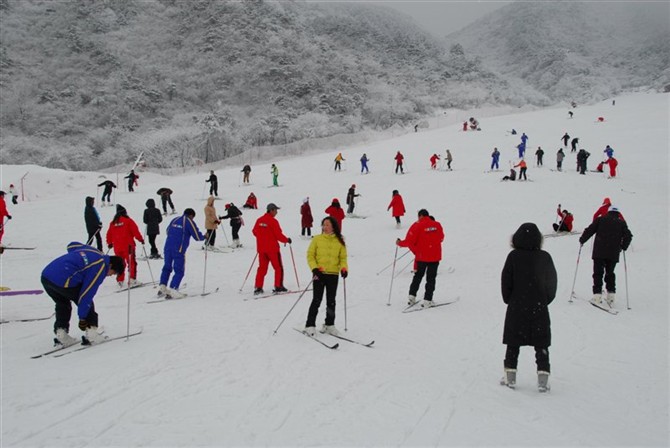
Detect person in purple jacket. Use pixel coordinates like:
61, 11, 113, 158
41, 242, 124, 346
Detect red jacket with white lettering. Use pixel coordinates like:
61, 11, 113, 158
397, 216, 444, 262
252, 212, 289, 253
106, 215, 144, 250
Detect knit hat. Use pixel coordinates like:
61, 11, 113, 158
116, 204, 127, 214
332, 198, 339, 203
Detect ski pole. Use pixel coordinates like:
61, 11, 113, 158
219, 222, 230, 246
394, 256, 414, 278
343, 277, 348, 331
568, 245, 582, 303
623, 250, 630, 310
202, 230, 215, 295
86, 227, 101, 247
376, 250, 410, 276
126, 247, 132, 340
386, 245, 399, 306
288, 243, 300, 289
273, 279, 314, 335
141, 244, 156, 285
239, 253, 258, 292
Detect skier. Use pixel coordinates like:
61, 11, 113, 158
570, 137, 579, 153
561, 132, 570, 147
511, 129, 517, 135
325, 198, 345, 230
41, 242, 125, 346
607, 157, 618, 178
469, 117, 480, 130
514, 159, 528, 181
242, 164, 252, 184
106, 205, 144, 287
220, 202, 243, 248
579, 206, 633, 307
520, 132, 529, 147
334, 153, 345, 171
300, 197, 313, 238
8, 184, 18, 205
491, 148, 501, 170
124, 170, 138, 192
535, 147, 544, 167
159, 208, 205, 299
445, 150, 453, 171
304, 216, 348, 336
346, 184, 360, 215
203, 196, 221, 249
500, 223, 557, 392
243, 192, 258, 209
462, 121, 468, 132
84, 196, 103, 251
98, 180, 116, 206
552, 205, 574, 232
604, 145, 614, 159
387, 190, 406, 228
577, 149, 590, 174
568, 111, 574, 119
517, 142, 526, 159
252, 203, 291, 295
502, 169, 517, 181
592, 197, 625, 222
143, 198, 163, 259
394, 151, 405, 174
429, 153, 440, 170
271, 164, 279, 187
556, 148, 565, 171
0, 191, 12, 244
157, 188, 175, 216
595, 161, 605, 173
205, 171, 218, 197
396, 209, 444, 308
360, 153, 370, 174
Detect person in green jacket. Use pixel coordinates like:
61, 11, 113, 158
304, 216, 348, 336
271, 164, 279, 187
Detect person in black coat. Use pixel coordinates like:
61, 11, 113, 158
579, 206, 632, 306
98, 180, 116, 206
156, 188, 175, 216
206, 171, 218, 197
125, 170, 138, 192
220, 203, 243, 248
501, 223, 557, 391
143, 198, 163, 258
84, 196, 103, 251
577, 149, 590, 174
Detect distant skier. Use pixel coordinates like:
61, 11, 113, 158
570, 137, 579, 153
430, 153, 440, 170
577, 149, 591, 174
517, 142, 526, 159
271, 164, 279, 187
84, 196, 103, 251
607, 157, 618, 178
124, 170, 138, 192
106, 205, 144, 287
220, 202, 243, 248
556, 148, 565, 171
604, 145, 614, 159
325, 198, 345, 230
300, 197, 313, 237
568, 111, 574, 118
445, 150, 453, 171
203, 196, 221, 249
553, 205, 574, 232
242, 164, 252, 184
535, 147, 544, 167
98, 180, 116, 206
491, 148, 501, 170
592, 197, 625, 222
360, 153, 370, 174
502, 169, 517, 181
520, 133, 529, 147
394, 151, 404, 174
8, 184, 18, 205
143, 198, 163, 259
243, 192, 258, 209
334, 152, 345, 171
387, 190, 406, 228
514, 159, 528, 181
205, 170, 218, 197
469, 117, 480, 130
561, 132, 570, 147
157, 187, 175, 216
462, 121, 468, 132
346, 184, 360, 215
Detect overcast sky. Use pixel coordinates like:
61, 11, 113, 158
362, 1, 513, 38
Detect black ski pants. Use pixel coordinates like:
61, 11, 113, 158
87, 229, 103, 251
593, 258, 617, 294
161, 195, 175, 214
148, 233, 159, 256
205, 229, 216, 246
504, 345, 550, 373
306, 274, 338, 327
409, 261, 439, 301
301, 227, 312, 237
209, 182, 218, 196
231, 220, 242, 241
101, 189, 112, 203
41, 276, 98, 333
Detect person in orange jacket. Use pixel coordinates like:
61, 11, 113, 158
252, 203, 291, 295
106, 204, 145, 286
325, 198, 345, 230
552, 204, 574, 232
396, 209, 444, 308
514, 159, 528, 181
387, 190, 406, 228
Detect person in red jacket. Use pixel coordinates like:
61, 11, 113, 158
394, 151, 405, 174
607, 157, 618, 178
387, 190, 406, 228
252, 203, 291, 295
106, 204, 145, 286
325, 198, 345, 230
552, 204, 574, 232
243, 192, 258, 209
396, 209, 444, 308
430, 153, 440, 169
0, 191, 11, 245
592, 197, 625, 222
514, 159, 528, 180
300, 197, 313, 237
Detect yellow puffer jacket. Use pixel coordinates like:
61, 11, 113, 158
307, 233, 348, 275
204, 197, 219, 230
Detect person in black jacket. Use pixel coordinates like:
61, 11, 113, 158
220, 203, 243, 248
84, 196, 103, 251
206, 171, 218, 197
579, 206, 632, 306
143, 198, 163, 258
577, 149, 590, 174
125, 170, 138, 192
501, 223, 557, 392
98, 180, 116, 206
345, 184, 360, 215
156, 188, 175, 216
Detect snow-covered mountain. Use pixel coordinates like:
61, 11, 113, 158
1, 92, 668, 446
445, 1, 670, 101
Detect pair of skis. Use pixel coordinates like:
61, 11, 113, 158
31, 330, 143, 359
293, 328, 374, 350
570, 293, 619, 315
402, 297, 460, 313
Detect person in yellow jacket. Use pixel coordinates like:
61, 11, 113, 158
304, 216, 348, 336
334, 152, 345, 171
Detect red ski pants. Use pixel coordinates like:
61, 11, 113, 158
254, 251, 284, 289
114, 247, 137, 283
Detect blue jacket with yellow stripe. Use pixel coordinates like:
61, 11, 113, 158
41, 242, 110, 319
164, 214, 204, 254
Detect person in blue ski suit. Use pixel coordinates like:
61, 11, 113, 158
491, 148, 501, 170
604, 145, 614, 159
520, 133, 529, 146
41, 242, 124, 343
517, 142, 526, 159
159, 208, 204, 297
360, 153, 370, 174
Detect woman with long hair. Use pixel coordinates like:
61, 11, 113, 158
304, 216, 348, 336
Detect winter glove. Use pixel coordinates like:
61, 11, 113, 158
312, 268, 324, 282
396, 238, 402, 246
287, 238, 292, 244
108, 244, 113, 249
78, 319, 90, 331
7, 215, 11, 220
340, 269, 348, 279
